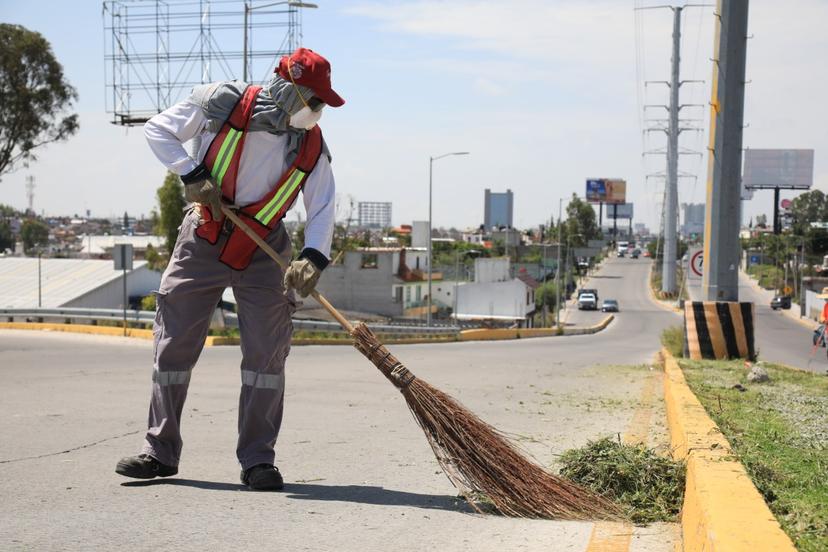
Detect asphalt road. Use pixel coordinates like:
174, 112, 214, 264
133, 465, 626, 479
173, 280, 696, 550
1, 257, 679, 552
687, 271, 827, 373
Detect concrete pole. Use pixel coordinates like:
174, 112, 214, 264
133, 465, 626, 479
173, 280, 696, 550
555, 198, 562, 327
662, 6, 682, 294
703, 0, 749, 301
427, 156, 433, 327
242, 2, 249, 82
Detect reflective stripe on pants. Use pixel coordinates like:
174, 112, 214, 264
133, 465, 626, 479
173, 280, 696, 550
141, 209, 295, 470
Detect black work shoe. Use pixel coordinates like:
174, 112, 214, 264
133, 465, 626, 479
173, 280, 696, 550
241, 464, 284, 491
115, 454, 178, 479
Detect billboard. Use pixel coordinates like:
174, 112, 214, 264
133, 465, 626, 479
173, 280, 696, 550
606, 203, 634, 219
585, 178, 627, 204
743, 149, 814, 190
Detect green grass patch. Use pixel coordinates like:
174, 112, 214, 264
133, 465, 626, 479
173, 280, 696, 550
680, 359, 828, 551
661, 325, 685, 358
559, 436, 685, 523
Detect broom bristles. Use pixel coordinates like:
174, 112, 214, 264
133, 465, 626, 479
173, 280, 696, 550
351, 323, 622, 520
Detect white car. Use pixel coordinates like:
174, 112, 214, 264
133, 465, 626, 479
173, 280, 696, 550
578, 293, 597, 310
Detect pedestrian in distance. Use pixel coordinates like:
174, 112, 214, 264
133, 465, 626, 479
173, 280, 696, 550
115, 48, 344, 491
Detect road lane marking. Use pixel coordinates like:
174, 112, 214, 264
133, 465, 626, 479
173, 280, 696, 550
585, 522, 633, 552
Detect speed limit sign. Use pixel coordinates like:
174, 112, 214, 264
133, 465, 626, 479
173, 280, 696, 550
688, 247, 703, 280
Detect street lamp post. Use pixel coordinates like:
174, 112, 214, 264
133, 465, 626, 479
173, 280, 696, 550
427, 151, 469, 327
243, 1, 318, 83
555, 198, 563, 328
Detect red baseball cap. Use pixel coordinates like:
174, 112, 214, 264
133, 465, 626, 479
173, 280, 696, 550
277, 48, 345, 108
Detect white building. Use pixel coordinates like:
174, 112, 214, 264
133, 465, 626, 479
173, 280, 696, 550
454, 257, 538, 327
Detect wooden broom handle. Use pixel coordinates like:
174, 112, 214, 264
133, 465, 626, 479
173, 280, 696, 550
219, 204, 355, 333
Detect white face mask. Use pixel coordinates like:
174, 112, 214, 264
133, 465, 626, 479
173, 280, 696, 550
289, 105, 324, 130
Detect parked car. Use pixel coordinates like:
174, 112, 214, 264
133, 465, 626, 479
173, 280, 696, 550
578, 293, 597, 310
601, 299, 619, 312
770, 296, 792, 310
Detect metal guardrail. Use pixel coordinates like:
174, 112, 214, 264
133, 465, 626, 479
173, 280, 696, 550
0, 307, 155, 323
0, 308, 460, 336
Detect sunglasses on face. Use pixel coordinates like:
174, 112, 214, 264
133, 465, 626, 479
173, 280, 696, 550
308, 97, 326, 112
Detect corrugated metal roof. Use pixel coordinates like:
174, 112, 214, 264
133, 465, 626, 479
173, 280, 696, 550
78, 235, 164, 255
0, 258, 147, 308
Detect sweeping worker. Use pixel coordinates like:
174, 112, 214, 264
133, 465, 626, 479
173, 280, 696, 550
115, 48, 344, 491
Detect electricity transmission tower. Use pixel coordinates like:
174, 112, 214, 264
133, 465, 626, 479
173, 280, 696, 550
102, 0, 315, 126
638, 3, 710, 295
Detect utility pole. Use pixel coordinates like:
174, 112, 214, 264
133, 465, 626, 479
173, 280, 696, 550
702, 0, 749, 301
555, 198, 563, 328
639, 4, 708, 295
662, 6, 681, 294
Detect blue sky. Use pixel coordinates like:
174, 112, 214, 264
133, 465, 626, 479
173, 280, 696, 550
1, 1, 826, 232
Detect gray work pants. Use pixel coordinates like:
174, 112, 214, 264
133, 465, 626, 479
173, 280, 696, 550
141, 209, 295, 471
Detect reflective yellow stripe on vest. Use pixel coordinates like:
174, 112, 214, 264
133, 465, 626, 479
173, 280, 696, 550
254, 169, 307, 225
210, 128, 243, 188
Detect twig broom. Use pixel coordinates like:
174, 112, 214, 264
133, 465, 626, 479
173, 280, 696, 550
221, 205, 620, 520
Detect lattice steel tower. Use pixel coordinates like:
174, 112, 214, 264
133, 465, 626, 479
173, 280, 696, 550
103, 0, 316, 126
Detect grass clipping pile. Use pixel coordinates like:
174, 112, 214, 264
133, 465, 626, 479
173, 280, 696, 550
559, 436, 686, 523
351, 323, 621, 520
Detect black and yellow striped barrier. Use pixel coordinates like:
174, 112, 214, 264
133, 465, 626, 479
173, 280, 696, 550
684, 302, 755, 360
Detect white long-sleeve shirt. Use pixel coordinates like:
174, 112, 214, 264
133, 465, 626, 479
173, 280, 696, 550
144, 99, 335, 258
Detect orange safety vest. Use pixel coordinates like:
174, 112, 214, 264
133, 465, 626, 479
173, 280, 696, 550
195, 84, 323, 270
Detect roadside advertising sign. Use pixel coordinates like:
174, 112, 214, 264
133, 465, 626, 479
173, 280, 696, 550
605, 179, 627, 204
743, 149, 814, 190
606, 203, 634, 219
586, 179, 607, 203
687, 247, 703, 280
585, 178, 627, 204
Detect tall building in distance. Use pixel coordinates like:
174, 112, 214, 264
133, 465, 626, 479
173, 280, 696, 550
681, 203, 705, 239
484, 188, 514, 229
358, 201, 392, 229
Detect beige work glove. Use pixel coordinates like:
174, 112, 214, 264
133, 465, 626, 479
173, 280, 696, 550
284, 258, 322, 297
184, 180, 223, 215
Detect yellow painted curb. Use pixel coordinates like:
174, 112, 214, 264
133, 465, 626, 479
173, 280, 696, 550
660, 348, 796, 552
0, 322, 154, 339
457, 315, 613, 341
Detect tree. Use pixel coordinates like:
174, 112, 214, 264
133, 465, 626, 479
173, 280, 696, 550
154, 172, 186, 254
790, 190, 828, 235
20, 218, 49, 254
562, 194, 601, 248
0, 221, 13, 252
0, 24, 78, 178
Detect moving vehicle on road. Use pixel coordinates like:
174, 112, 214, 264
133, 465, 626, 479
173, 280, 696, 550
578, 288, 599, 302
601, 299, 619, 312
771, 295, 792, 310
631, 249, 640, 259
578, 293, 597, 310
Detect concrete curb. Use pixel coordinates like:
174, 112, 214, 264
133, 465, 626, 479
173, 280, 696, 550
646, 263, 682, 314
0, 322, 458, 347
660, 348, 796, 552
0, 322, 154, 339
457, 314, 614, 341
1, 317, 615, 345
